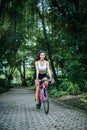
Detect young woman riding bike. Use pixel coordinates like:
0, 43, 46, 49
35, 50, 53, 109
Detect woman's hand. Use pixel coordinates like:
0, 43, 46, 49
50, 78, 54, 84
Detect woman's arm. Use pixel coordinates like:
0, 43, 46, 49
35, 61, 39, 80
47, 61, 52, 79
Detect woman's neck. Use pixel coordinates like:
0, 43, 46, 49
40, 59, 44, 61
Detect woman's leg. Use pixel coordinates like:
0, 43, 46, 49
42, 77, 48, 87
36, 83, 40, 104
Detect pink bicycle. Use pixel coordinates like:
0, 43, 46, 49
38, 79, 52, 114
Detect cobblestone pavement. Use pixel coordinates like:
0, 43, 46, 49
0, 88, 87, 130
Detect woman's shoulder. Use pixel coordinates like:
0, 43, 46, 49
45, 60, 49, 65
35, 60, 39, 64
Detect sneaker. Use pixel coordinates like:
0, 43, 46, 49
36, 103, 40, 109
39, 102, 41, 108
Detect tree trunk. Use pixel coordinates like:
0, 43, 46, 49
18, 61, 27, 86
22, 60, 27, 86
36, 7, 59, 86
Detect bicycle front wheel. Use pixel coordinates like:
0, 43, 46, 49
43, 99, 49, 114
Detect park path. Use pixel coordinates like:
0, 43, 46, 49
0, 88, 87, 130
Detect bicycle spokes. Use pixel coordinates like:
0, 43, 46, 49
43, 100, 49, 114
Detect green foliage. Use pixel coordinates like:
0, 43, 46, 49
50, 87, 58, 95
83, 81, 87, 92
0, 86, 5, 93
26, 77, 34, 86
48, 0, 87, 92
49, 87, 69, 97
59, 78, 80, 95
59, 78, 70, 91
67, 83, 80, 95
0, 78, 8, 88
66, 60, 86, 90
80, 95, 87, 105
12, 83, 22, 88
0, 0, 87, 91
0, 78, 11, 93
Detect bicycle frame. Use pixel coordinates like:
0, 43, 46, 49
37, 79, 52, 114
40, 82, 47, 103
38, 79, 51, 103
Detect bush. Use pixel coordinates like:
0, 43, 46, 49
59, 78, 80, 95
67, 82, 80, 95
59, 78, 70, 91
0, 78, 7, 87
80, 95, 87, 104
49, 87, 69, 97
54, 91, 69, 97
50, 87, 58, 95
0, 86, 5, 93
0, 78, 11, 93
12, 83, 22, 88
26, 77, 34, 86
82, 81, 87, 92
66, 60, 86, 91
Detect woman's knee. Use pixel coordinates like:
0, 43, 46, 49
45, 81, 48, 87
42, 77, 48, 87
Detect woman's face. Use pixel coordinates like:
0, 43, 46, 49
39, 53, 45, 60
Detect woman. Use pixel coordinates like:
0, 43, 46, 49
35, 50, 53, 109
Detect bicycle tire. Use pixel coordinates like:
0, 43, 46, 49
43, 88, 49, 114
43, 100, 49, 114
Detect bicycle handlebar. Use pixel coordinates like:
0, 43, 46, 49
36, 79, 54, 84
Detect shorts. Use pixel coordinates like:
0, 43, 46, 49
38, 73, 49, 85
38, 73, 49, 80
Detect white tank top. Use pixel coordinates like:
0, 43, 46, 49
38, 61, 46, 72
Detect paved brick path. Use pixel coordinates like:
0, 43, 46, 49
0, 88, 87, 130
